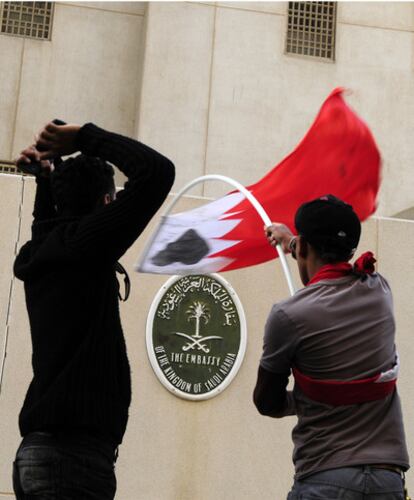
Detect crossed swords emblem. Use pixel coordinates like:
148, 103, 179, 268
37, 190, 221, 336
173, 300, 222, 353
173, 332, 223, 353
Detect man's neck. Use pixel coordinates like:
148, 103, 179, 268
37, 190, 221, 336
306, 258, 327, 283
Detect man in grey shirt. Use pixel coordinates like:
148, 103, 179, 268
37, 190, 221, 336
254, 195, 409, 500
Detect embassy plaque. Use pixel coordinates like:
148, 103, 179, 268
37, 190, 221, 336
146, 274, 247, 400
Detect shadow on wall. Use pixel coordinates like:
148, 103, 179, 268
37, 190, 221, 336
393, 206, 414, 221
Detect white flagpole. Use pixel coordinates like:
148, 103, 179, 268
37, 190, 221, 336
157, 174, 296, 297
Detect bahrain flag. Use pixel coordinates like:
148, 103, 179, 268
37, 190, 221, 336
137, 88, 380, 275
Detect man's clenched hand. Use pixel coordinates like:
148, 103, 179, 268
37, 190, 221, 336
35, 122, 81, 160
265, 223, 295, 254
15, 145, 53, 176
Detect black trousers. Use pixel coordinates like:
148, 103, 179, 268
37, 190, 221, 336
13, 432, 118, 500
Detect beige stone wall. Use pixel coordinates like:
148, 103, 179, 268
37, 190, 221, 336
0, 1, 146, 184
137, 1, 414, 216
2, 1, 414, 210
0, 175, 413, 499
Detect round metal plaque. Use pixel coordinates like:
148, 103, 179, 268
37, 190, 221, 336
146, 274, 247, 400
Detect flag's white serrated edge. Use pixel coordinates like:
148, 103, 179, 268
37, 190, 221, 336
139, 192, 245, 274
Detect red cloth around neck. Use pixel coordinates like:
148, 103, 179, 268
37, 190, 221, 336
307, 251, 376, 286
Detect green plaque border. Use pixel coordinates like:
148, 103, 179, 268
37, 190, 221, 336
146, 273, 247, 401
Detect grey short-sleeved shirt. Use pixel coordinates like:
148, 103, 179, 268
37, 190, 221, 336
260, 273, 409, 479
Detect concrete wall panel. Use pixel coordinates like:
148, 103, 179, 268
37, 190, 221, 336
337, 23, 413, 72
358, 217, 378, 258
0, 176, 23, 339
0, 177, 35, 494
204, 7, 277, 197
137, 2, 215, 196
0, 279, 32, 494
68, 2, 147, 16
338, 2, 414, 31
335, 24, 414, 217
12, 3, 144, 159
0, 36, 24, 160
205, 7, 334, 198
217, 2, 287, 16
0, 174, 23, 436
377, 217, 414, 493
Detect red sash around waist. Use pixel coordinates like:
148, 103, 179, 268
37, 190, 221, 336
292, 367, 397, 406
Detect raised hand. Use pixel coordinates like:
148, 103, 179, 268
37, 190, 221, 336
35, 121, 81, 160
265, 223, 295, 254
15, 145, 53, 176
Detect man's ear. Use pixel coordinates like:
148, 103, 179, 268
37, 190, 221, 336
297, 235, 308, 259
103, 193, 112, 205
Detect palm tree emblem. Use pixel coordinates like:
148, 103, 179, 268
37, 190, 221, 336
173, 301, 222, 353
186, 301, 210, 339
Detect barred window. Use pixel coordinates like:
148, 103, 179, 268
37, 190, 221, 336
0, 160, 19, 175
286, 2, 337, 61
1, 2, 54, 40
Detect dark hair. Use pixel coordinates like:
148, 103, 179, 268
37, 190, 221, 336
51, 154, 115, 216
303, 236, 354, 263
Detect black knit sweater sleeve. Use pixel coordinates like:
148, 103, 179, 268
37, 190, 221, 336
67, 123, 175, 262
33, 176, 57, 221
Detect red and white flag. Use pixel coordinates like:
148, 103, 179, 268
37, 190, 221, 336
137, 88, 381, 275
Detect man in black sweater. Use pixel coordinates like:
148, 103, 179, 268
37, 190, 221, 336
13, 122, 175, 499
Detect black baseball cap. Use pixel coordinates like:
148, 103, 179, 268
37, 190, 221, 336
295, 195, 361, 257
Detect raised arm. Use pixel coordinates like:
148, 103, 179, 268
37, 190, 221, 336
15, 146, 57, 237
36, 122, 175, 262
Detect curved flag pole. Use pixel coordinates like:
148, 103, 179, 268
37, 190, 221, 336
161, 174, 296, 297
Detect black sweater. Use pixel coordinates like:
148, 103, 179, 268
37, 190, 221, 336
14, 124, 175, 445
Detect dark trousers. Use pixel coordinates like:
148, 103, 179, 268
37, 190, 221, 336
13, 432, 118, 500
287, 466, 405, 499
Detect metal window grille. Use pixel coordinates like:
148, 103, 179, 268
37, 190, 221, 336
0, 160, 20, 175
286, 2, 337, 60
1, 2, 53, 40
